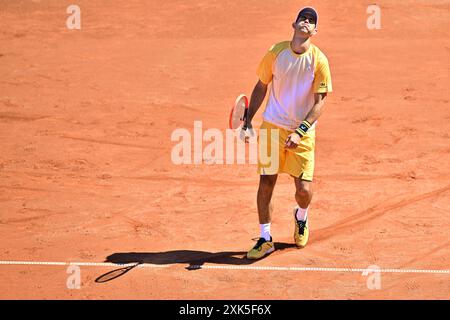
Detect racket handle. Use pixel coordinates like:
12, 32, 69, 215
242, 108, 249, 130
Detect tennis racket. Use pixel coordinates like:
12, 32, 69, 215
229, 94, 249, 130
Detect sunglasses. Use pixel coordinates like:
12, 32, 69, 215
298, 15, 316, 24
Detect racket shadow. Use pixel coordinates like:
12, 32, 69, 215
95, 263, 140, 283
97, 243, 295, 282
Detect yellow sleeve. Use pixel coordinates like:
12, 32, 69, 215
256, 50, 275, 85
256, 41, 290, 85
313, 54, 332, 93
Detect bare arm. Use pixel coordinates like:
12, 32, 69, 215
245, 80, 268, 128
304, 92, 327, 125
285, 92, 328, 149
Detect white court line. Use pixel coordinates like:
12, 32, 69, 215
193, 265, 450, 274
0, 261, 168, 268
0, 260, 449, 274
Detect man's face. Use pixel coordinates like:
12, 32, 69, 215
294, 12, 317, 35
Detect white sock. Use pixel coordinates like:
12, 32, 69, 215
260, 223, 271, 241
296, 206, 308, 222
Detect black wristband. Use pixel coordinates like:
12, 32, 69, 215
295, 120, 311, 137
295, 128, 305, 138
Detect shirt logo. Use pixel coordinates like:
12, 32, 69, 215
319, 82, 327, 88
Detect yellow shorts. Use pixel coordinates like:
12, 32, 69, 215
257, 121, 315, 181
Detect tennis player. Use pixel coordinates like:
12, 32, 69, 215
244, 7, 332, 259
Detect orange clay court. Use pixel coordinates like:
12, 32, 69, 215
0, 0, 449, 299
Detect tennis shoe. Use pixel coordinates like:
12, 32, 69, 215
246, 237, 275, 260
293, 206, 309, 248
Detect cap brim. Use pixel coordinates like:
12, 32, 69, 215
297, 7, 318, 26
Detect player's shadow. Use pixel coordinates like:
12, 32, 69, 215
96, 242, 295, 283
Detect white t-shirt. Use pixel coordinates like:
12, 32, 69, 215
257, 41, 332, 130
